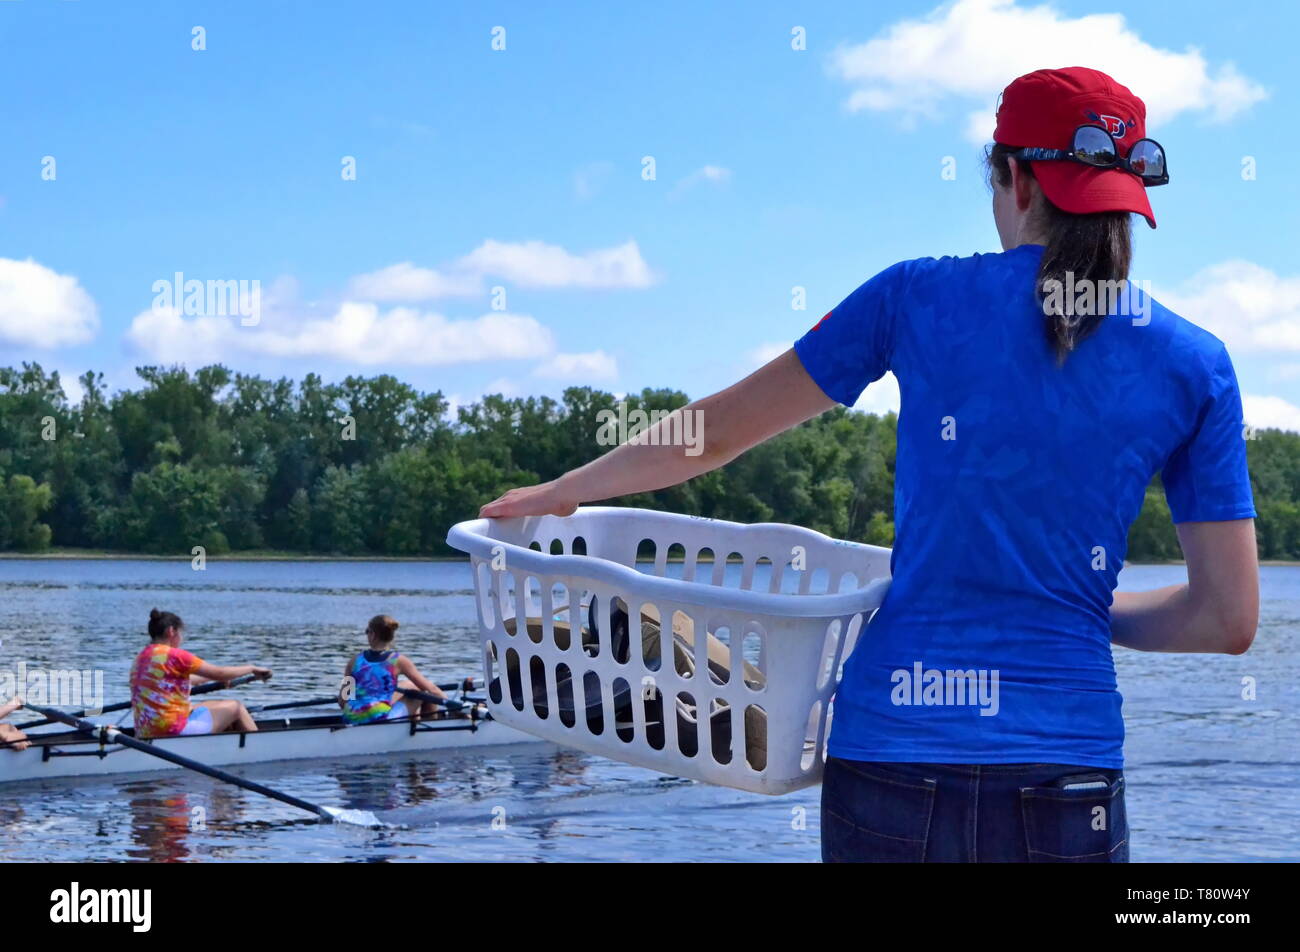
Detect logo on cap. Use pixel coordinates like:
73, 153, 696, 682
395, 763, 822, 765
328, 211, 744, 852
1084, 110, 1138, 139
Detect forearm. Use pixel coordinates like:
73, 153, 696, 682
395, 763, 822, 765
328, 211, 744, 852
204, 664, 256, 681
1110, 585, 1244, 653
560, 401, 735, 504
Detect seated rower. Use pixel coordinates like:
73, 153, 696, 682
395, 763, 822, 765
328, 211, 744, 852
0, 697, 29, 751
131, 608, 272, 739
339, 614, 446, 725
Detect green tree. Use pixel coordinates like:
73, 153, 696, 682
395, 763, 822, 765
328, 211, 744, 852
0, 473, 54, 551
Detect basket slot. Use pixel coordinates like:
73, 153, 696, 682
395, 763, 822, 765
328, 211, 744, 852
742, 626, 766, 690
666, 542, 687, 582
675, 692, 697, 757
612, 677, 634, 743
556, 663, 575, 727
530, 656, 549, 719
693, 547, 714, 585
641, 675, 665, 750
745, 704, 768, 771
707, 698, 731, 765
503, 647, 523, 711
710, 625, 731, 686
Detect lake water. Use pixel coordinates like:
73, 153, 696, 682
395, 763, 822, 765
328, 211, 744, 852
0, 559, 1294, 862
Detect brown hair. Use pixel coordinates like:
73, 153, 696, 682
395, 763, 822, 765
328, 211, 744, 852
986, 144, 1133, 364
148, 608, 183, 641
367, 614, 399, 643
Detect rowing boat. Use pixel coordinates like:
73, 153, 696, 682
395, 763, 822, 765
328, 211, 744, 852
0, 707, 546, 785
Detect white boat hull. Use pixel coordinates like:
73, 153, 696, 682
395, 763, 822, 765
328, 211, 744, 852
0, 712, 546, 784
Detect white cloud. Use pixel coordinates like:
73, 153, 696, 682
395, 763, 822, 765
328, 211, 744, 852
831, 0, 1267, 143
533, 350, 618, 380
347, 262, 481, 302
1243, 393, 1300, 434
0, 257, 99, 348
853, 371, 901, 416
47, 367, 87, 405
126, 303, 555, 367
455, 239, 653, 290
346, 239, 655, 302
1155, 261, 1300, 354
483, 378, 522, 398
670, 165, 732, 199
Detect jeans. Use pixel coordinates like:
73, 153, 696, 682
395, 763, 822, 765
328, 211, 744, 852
821, 758, 1129, 863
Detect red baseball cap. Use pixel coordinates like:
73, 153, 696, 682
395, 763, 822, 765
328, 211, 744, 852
993, 66, 1157, 228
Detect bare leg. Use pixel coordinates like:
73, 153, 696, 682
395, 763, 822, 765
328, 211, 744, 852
196, 700, 259, 733
393, 679, 429, 719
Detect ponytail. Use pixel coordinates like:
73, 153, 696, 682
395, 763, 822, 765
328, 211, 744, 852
367, 614, 399, 643
148, 608, 183, 641
986, 143, 1133, 364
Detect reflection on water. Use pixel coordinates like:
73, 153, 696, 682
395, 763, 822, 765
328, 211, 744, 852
0, 559, 1295, 861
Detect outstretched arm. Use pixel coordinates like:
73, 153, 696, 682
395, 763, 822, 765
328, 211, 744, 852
194, 661, 273, 684
480, 349, 838, 518
1110, 519, 1258, 654
397, 656, 446, 699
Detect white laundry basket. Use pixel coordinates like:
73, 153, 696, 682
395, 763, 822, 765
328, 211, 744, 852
446, 507, 891, 795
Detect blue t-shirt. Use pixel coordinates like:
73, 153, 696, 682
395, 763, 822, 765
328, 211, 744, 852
794, 244, 1255, 768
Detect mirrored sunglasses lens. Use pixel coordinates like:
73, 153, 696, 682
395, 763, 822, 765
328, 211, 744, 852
1073, 126, 1117, 166
1128, 139, 1166, 179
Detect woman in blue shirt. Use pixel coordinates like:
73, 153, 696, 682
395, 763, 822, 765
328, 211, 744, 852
481, 67, 1258, 862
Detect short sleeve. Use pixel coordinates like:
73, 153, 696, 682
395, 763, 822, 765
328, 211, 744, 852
169, 648, 203, 678
1162, 346, 1257, 523
793, 260, 914, 407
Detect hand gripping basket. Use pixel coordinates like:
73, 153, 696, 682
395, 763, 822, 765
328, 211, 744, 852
446, 507, 891, 795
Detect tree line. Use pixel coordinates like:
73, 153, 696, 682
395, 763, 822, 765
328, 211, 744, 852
0, 363, 1296, 561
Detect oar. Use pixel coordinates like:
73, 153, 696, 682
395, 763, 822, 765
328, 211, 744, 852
242, 678, 482, 718
20, 702, 364, 824
251, 696, 338, 713
441, 677, 481, 693
19, 674, 259, 730
397, 688, 481, 714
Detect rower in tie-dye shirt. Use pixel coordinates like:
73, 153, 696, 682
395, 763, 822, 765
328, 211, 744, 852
130, 608, 271, 739
130, 642, 205, 738
339, 614, 447, 724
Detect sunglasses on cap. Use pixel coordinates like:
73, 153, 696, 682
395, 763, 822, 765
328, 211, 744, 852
1013, 124, 1169, 186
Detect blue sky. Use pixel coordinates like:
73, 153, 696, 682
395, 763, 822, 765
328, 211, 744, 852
2, 0, 1298, 427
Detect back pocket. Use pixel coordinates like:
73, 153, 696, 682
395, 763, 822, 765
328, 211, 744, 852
1020, 773, 1127, 863
822, 760, 937, 863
